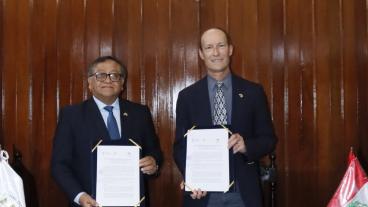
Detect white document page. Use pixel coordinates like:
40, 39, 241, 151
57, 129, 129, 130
96, 145, 140, 206
185, 128, 229, 192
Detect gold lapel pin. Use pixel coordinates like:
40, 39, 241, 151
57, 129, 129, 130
238, 92, 245, 99
123, 112, 128, 117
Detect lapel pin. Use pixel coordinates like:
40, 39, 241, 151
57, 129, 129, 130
238, 92, 245, 99
123, 112, 128, 117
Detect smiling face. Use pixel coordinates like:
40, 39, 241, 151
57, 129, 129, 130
199, 28, 233, 79
88, 59, 124, 105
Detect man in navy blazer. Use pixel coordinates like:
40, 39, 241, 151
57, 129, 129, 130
51, 56, 162, 207
174, 28, 276, 207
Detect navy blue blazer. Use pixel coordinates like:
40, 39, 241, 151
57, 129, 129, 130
51, 98, 162, 207
174, 74, 276, 207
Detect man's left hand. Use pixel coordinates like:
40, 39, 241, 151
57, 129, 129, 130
228, 133, 246, 154
139, 156, 158, 175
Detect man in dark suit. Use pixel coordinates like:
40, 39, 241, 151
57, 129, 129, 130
51, 56, 162, 207
174, 28, 276, 207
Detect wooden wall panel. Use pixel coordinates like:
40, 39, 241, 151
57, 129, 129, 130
228, 0, 244, 76
85, 0, 100, 77
43, 1, 61, 206
113, 0, 128, 76
299, 0, 318, 204
1, 0, 368, 207
241, 0, 259, 80
317, 0, 342, 204
342, 0, 359, 155
257, 0, 272, 93
269, 0, 286, 206
57, 0, 72, 107
125, 0, 143, 102
100, 0, 114, 56
70, 0, 87, 102
2, 0, 17, 157
29, 0, 44, 204
285, 0, 305, 205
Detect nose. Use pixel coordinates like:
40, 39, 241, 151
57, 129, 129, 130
213, 47, 220, 56
104, 75, 113, 83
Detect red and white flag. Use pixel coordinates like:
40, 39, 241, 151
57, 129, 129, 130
327, 149, 368, 207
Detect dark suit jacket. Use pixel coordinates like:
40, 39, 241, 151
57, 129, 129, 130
174, 74, 276, 207
51, 98, 162, 207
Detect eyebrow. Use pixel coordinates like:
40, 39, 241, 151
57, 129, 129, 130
204, 42, 227, 46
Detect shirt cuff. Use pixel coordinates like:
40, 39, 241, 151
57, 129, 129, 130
74, 192, 85, 205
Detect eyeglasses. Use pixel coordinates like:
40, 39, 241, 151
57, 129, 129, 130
89, 72, 122, 82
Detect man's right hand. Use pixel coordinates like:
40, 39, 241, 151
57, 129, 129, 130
79, 193, 99, 207
180, 181, 208, 199
190, 189, 208, 199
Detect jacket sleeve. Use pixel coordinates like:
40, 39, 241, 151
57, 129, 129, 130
141, 106, 163, 170
50, 108, 83, 202
173, 91, 190, 177
244, 85, 277, 161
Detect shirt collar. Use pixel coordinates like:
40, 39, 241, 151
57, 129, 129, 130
207, 73, 232, 91
93, 96, 120, 111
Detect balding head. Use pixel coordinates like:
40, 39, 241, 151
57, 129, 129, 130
200, 28, 231, 50
199, 28, 233, 80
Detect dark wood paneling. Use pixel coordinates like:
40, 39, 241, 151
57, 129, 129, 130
2, 0, 17, 156
285, 0, 305, 205
100, 0, 114, 56
1, 0, 368, 207
113, 0, 128, 79
70, 0, 87, 102
29, 0, 45, 205
57, 0, 72, 107
242, 0, 259, 80
269, 0, 286, 206
299, 0, 318, 204
43, 0, 61, 206
85, 0, 100, 76
125, 0, 143, 102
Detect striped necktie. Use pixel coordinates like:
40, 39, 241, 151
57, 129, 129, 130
213, 82, 228, 125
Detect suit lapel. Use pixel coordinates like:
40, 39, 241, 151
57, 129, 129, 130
196, 77, 213, 126
86, 98, 111, 141
231, 75, 247, 125
119, 99, 130, 142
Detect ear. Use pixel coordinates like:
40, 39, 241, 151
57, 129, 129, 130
87, 78, 93, 91
121, 79, 125, 90
229, 44, 233, 56
199, 49, 204, 60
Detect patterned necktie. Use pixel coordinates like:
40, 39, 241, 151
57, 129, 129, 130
213, 82, 228, 125
104, 106, 120, 140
